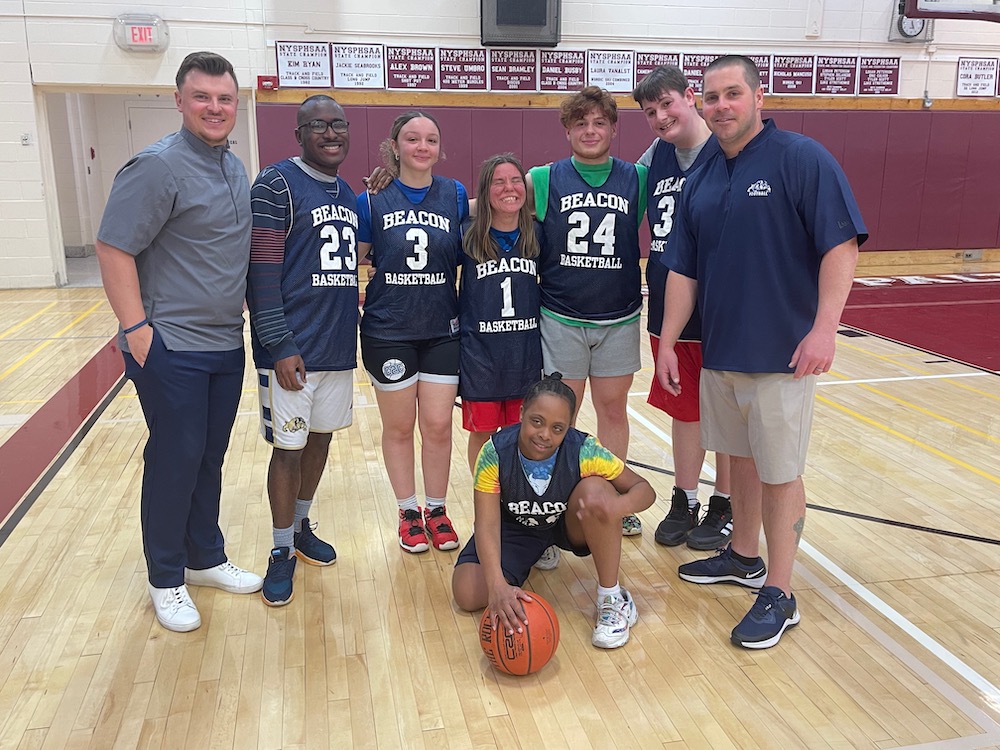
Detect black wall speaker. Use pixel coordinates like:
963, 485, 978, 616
481, 0, 561, 47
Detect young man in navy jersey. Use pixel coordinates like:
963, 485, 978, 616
247, 95, 359, 606
632, 66, 733, 551
658, 56, 866, 648
526, 86, 648, 538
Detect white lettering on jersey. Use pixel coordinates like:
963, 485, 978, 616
558, 192, 630, 214
478, 318, 539, 333
311, 273, 359, 287
474, 256, 537, 280
384, 272, 447, 285
382, 210, 451, 233
310, 204, 359, 228
652, 176, 686, 196
558, 254, 623, 269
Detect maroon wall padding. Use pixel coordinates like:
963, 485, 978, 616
842, 111, 890, 249
878, 112, 934, 250
256, 102, 1000, 253
959, 114, 1000, 249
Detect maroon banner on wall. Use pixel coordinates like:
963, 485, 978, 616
772, 55, 815, 94
635, 52, 681, 83
681, 53, 721, 94
386, 47, 436, 90
489, 49, 539, 91
815, 56, 858, 95
859, 57, 900, 95
539, 50, 586, 92
747, 54, 772, 93
439, 48, 488, 90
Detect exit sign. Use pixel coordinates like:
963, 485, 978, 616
113, 14, 170, 53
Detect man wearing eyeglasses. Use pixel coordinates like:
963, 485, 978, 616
246, 95, 359, 606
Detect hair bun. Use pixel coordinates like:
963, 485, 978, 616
547, 372, 563, 381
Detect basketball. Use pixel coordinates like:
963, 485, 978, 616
479, 593, 560, 675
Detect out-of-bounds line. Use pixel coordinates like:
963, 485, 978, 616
819, 372, 987, 386
626, 405, 717, 488
798, 542, 1000, 738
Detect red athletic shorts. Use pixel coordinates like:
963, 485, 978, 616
462, 398, 524, 432
648, 336, 703, 423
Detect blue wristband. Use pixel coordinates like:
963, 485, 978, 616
123, 318, 149, 334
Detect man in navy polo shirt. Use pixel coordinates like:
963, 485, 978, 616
657, 55, 867, 649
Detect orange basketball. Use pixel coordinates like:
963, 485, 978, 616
479, 593, 560, 675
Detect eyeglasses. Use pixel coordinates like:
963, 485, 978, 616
298, 118, 350, 135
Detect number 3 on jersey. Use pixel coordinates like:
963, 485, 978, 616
566, 211, 616, 255
651, 195, 675, 238
320, 225, 357, 271
405, 228, 429, 270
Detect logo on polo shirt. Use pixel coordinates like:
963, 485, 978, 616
747, 179, 771, 197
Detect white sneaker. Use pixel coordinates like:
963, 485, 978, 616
184, 561, 263, 594
592, 587, 638, 649
534, 545, 561, 571
148, 583, 201, 632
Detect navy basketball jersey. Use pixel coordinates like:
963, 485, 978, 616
250, 159, 359, 371
493, 424, 586, 530
539, 158, 642, 322
646, 138, 720, 340
459, 226, 543, 402
362, 177, 462, 341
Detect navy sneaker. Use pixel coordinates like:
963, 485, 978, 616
677, 545, 767, 588
686, 494, 734, 550
294, 518, 336, 566
261, 547, 297, 607
731, 586, 800, 649
654, 487, 699, 546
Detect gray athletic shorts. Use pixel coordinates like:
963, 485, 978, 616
540, 315, 641, 380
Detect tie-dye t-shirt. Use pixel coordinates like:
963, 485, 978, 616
474, 433, 624, 496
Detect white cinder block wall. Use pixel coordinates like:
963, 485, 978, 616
4, 0, 1000, 287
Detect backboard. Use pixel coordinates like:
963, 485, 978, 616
904, 0, 1000, 22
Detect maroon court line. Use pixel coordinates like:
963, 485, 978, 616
0, 339, 124, 532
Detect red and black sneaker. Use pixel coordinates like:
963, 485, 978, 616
398, 508, 429, 553
423, 506, 460, 551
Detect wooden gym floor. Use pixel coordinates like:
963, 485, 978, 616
0, 283, 999, 750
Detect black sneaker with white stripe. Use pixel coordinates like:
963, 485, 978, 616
686, 494, 733, 550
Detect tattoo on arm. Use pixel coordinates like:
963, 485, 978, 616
793, 516, 805, 545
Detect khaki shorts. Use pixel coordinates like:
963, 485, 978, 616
258, 369, 354, 449
699, 370, 817, 484
540, 315, 641, 380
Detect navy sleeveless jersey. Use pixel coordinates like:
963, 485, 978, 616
539, 158, 642, 322
459, 225, 543, 401
645, 138, 720, 340
250, 159, 359, 371
361, 177, 462, 341
493, 423, 585, 530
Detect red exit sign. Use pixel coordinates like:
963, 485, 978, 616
128, 25, 155, 45
113, 14, 169, 53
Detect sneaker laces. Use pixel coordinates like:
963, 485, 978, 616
597, 595, 628, 628
164, 586, 196, 613
702, 500, 731, 526
746, 587, 783, 617
217, 561, 246, 578
427, 506, 454, 533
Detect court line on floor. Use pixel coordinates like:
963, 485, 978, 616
627, 402, 1000, 735
0, 301, 105, 382
816, 395, 1000, 486
0, 301, 57, 339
